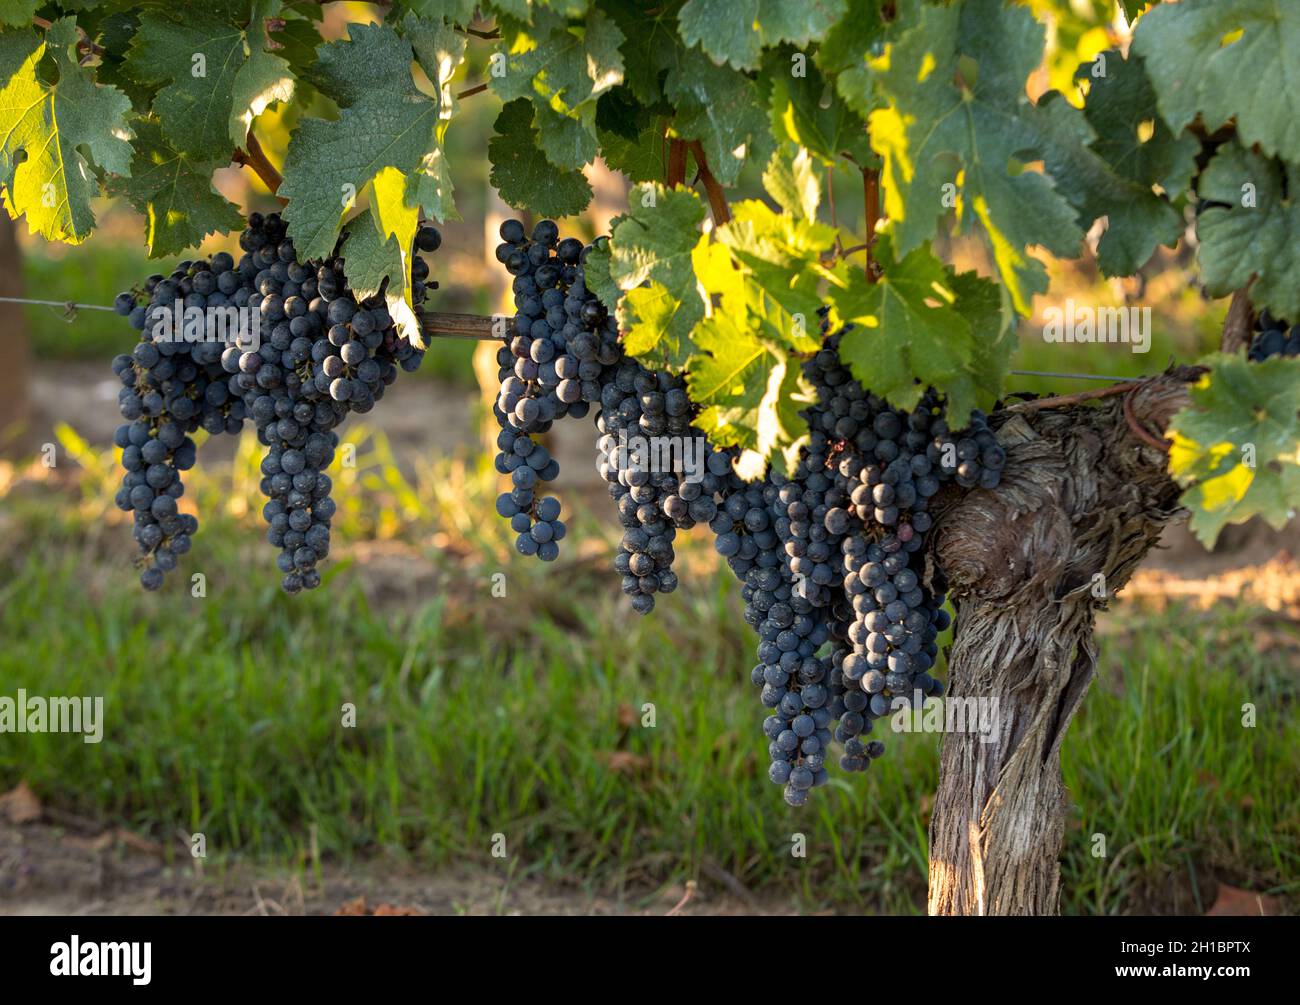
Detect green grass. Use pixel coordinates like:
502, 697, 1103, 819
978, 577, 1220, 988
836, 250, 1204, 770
1, 469, 1297, 912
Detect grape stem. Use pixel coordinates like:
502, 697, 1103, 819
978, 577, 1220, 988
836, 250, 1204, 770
863, 167, 881, 281
232, 132, 285, 200
688, 141, 730, 225
667, 138, 687, 187
1004, 381, 1140, 414
32, 15, 105, 58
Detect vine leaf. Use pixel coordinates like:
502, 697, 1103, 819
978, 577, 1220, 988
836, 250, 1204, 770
1167, 352, 1300, 545
229, 0, 295, 149
827, 235, 981, 419
490, 8, 623, 172
1133, 0, 1300, 164
280, 19, 457, 260
607, 184, 707, 370
767, 56, 875, 168
582, 236, 621, 312
340, 206, 423, 347
1195, 142, 1300, 321
126, 5, 289, 162
762, 146, 820, 221
664, 46, 770, 186
678, 0, 848, 71
0, 19, 133, 243
868, 0, 1083, 313
488, 98, 592, 218
110, 120, 243, 258
0, 2, 39, 29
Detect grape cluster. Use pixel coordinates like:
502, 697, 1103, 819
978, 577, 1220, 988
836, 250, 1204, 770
1248, 311, 1300, 362
733, 320, 1004, 803
112, 212, 437, 592
110, 253, 253, 588
491, 218, 620, 560
482, 223, 1007, 805
220, 213, 437, 592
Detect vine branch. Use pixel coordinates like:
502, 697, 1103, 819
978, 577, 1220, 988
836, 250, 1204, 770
863, 167, 881, 281
667, 138, 687, 188
688, 141, 730, 226
33, 15, 105, 58
232, 132, 284, 197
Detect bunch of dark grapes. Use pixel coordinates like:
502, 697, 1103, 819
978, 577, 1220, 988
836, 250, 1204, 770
738, 315, 1005, 802
112, 212, 438, 592
490, 218, 618, 561
110, 253, 252, 588
1247, 311, 1300, 362
220, 213, 438, 592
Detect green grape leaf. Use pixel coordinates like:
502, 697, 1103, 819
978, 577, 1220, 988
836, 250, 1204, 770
607, 183, 706, 292
762, 145, 820, 220
608, 184, 707, 369
767, 56, 875, 168
754, 0, 848, 49
941, 269, 1014, 427
281, 20, 458, 260
0, 20, 133, 243
126, 10, 245, 159
687, 313, 810, 469
533, 102, 598, 171
677, 0, 846, 71
490, 7, 623, 170
1075, 49, 1198, 199
95, 12, 156, 113
664, 46, 770, 186
0, 2, 40, 28
826, 236, 975, 415
598, 125, 666, 183
110, 119, 244, 258
605, 0, 684, 107
677, 0, 761, 71
1167, 352, 1300, 545
868, 0, 1083, 314
816, 0, 885, 75
340, 206, 424, 347
1031, 91, 1184, 278
714, 198, 837, 351
1133, 0, 1300, 163
582, 237, 621, 311
1195, 142, 1300, 321
488, 98, 592, 217
230, 1, 295, 147
617, 280, 703, 371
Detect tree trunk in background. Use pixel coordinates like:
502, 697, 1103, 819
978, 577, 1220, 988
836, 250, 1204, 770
0, 213, 31, 456
926, 374, 1194, 914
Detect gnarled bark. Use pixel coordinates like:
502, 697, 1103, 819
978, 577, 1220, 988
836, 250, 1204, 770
926, 372, 1196, 915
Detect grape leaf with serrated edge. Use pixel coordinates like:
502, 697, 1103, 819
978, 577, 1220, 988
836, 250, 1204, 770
867, 0, 1083, 314
488, 98, 593, 217
1196, 142, 1300, 322
1167, 352, 1300, 544
110, 119, 244, 258
0, 19, 133, 243
826, 235, 977, 417
1133, 0, 1300, 165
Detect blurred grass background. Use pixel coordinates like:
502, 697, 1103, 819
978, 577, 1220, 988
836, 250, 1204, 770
0, 0, 1294, 915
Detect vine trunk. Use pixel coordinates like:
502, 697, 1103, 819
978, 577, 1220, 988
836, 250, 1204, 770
925, 373, 1195, 915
